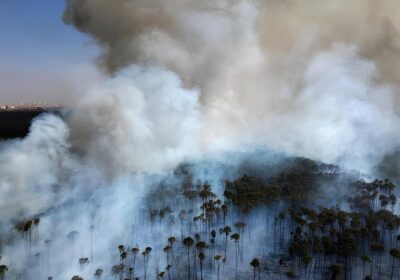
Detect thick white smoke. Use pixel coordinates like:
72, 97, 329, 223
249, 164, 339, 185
68, 66, 201, 176
1, 0, 400, 279
0, 114, 73, 220
0, 65, 205, 279
61, 0, 400, 172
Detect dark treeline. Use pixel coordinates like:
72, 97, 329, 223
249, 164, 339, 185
1, 157, 400, 279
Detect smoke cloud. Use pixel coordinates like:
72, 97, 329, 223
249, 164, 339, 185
68, 66, 201, 176
1, 0, 400, 279
62, 0, 400, 172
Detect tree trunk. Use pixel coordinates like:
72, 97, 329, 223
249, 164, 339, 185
133, 254, 136, 279
390, 256, 394, 280
370, 254, 374, 278
362, 261, 365, 279
90, 231, 93, 264
194, 250, 198, 280
235, 243, 238, 279
187, 250, 191, 280
378, 255, 382, 280
144, 255, 147, 280
224, 236, 228, 257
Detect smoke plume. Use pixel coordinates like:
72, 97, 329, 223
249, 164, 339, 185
1, 0, 400, 279
62, 0, 400, 172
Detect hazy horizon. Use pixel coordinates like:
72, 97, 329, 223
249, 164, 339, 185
0, 0, 100, 104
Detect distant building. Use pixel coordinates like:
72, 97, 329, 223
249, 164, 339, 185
0, 103, 62, 111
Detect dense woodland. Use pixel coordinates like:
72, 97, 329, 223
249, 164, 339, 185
1, 158, 400, 280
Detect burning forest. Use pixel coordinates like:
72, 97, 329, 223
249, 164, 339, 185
1, 0, 400, 279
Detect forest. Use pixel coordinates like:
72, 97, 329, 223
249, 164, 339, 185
2, 0, 400, 280
0, 157, 399, 280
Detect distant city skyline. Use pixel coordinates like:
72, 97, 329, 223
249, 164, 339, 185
0, 0, 100, 104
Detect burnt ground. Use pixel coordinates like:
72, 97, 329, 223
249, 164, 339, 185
0, 109, 58, 139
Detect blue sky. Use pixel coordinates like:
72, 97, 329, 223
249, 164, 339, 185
0, 0, 100, 103
0, 0, 95, 67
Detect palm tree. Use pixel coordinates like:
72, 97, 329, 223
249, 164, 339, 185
389, 194, 396, 213
179, 210, 186, 238
44, 238, 52, 276
360, 255, 371, 279
0, 265, 8, 280
234, 222, 246, 261
71, 276, 84, 280
23, 220, 32, 247
34, 252, 40, 273
369, 242, 384, 278
118, 245, 127, 265
33, 217, 40, 246
128, 267, 133, 279
210, 230, 217, 259
210, 229, 217, 240
198, 252, 205, 280
221, 204, 228, 225
193, 235, 201, 279
120, 251, 127, 264
250, 258, 260, 280
118, 245, 125, 254
231, 233, 240, 278
94, 268, 103, 279
67, 230, 80, 261
374, 243, 384, 280
329, 264, 341, 280
218, 228, 224, 252
196, 241, 207, 252
222, 226, 231, 257
168, 236, 176, 247
389, 248, 400, 280
128, 247, 138, 279
163, 245, 171, 265
167, 236, 176, 272
79, 257, 89, 270
301, 255, 311, 280
195, 241, 207, 280
286, 270, 296, 279
143, 247, 152, 280
214, 255, 222, 280
67, 231, 80, 242
165, 265, 172, 280
183, 237, 194, 280
112, 264, 124, 280
142, 251, 148, 279
162, 244, 173, 280
195, 233, 201, 243
158, 271, 165, 279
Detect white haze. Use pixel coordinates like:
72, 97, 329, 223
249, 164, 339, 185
0, 0, 400, 279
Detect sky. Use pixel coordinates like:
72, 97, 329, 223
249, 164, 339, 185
0, 0, 100, 104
